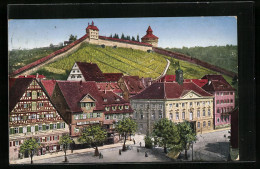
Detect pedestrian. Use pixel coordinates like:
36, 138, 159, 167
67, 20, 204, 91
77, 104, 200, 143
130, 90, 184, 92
119, 149, 121, 155
139, 142, 142, 147
133, 138, 135, 145
99, 152, 101, 159
145, 152, 148, 157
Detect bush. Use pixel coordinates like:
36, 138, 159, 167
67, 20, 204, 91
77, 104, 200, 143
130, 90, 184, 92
144, 136, 153, 149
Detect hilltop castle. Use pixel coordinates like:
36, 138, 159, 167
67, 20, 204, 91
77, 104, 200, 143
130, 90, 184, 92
84, 21, 159, 51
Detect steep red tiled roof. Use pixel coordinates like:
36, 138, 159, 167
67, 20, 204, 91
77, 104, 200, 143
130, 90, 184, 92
141, 26, 159, 40
96, 82, 123, 94
123, 76, 145, 95
184, 79, 208, 87
131, 82, 213, 100
76, 62, 106, 82
158, 75, 176, 82
103, 73, 123, 82
99, 36, 152, 47
86, 21, 99, 31
41, 80, 57, 97
9, 78, 17, 90
18, 75, 46, 79
202, 80, 235, 92
57, 81, 131, 113
9, 78, 34, 112
201, 75, 235, 91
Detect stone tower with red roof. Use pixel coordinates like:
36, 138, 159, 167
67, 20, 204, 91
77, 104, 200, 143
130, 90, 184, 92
141, 26, 159, 47
86, 21, 99, 40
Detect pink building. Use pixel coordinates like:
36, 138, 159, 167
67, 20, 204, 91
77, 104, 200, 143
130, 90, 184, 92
202, 75, 235, 129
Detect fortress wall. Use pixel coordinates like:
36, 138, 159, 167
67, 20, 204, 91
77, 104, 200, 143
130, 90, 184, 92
88, 39, 152, 51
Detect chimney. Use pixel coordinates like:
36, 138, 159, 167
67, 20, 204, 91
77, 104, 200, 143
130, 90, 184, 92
148, 80, 152, 86
208, 80, 211, 85
92, 21, 94, 26
104, 89, 106, 94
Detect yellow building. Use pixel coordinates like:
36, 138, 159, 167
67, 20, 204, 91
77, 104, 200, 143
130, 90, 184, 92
130, 81, 214, 134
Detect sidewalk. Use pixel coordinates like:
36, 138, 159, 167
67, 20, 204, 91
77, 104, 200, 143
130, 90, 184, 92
199, 127, 230, 135
10, 139, 133, 164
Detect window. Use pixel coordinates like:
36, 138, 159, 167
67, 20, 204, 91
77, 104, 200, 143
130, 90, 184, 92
169, 104, 173, 109
31, 114, 36, 119
208, 109, 211, 116
159, 111, 163, 119
197, 102, 200, 106
74, 115, 79, 120
176, 103, 179, 108
71, 75, 75, 78
230, 99, 233, 103
139, 124, 143, 130
182, 103, 185, 107
169, 113, 173, 120
230, 92, 233, 95
125, 105, 129, 109
207, 101, 210, 105
217, 100, 219, 104
189, 102, 193, 107
197, 110, 200, 118
113, 114, 117, 119
217, 118, 220, 123
23, 127, 27, 133
203, 121, 206, 127
90, 113, 93, 118
217, 108, 220, 113
221, 92, 223, 96
97, 113, 101, 118
119, 106, 123, 110
46, 124, 50, 130
105, 115, 110, 120
203, 110, 205, 116
53, 124, 57, 129
159, 104, 163, 109
112, 106, 117, 111
176, 112, 179, 120
14, 127, 19, 134
38, 124, 42, 131
140, 113, 144, 119
208, 121, 211, 127
151, 112, 155, 120
203, 102, 205, 106
217, 92, 219, 95
197, 122, 200, 128
189, 112, 193, 120
77, 75, 81, 78
105, 107, 110, 111
26, 92, 31, 97
24, 104, 27, 108
74, 127, 79, 133
182, 112, 185, 119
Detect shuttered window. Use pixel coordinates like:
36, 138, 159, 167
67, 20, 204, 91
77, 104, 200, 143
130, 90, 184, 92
57, 123, 60, 129
50, 124, 54, 129
19, 127, 23, 133
32, 91, 37, 100
32, 102, 37, 111
27, 126, 31, 132
42, 125, 46, 130
35, 125, 39, 131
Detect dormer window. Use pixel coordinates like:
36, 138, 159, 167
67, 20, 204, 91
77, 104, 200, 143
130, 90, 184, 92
105, 107, 110, 111
81, 102, 95, 110
125, 105, 129, 110
116, 98, 120, 101
77, 75, 81, 78
104, 98, 107, 102
119, 105, 123, 110
112, 106, 117, 111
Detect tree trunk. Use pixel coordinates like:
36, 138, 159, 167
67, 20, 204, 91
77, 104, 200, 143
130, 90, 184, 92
185, 148, 188, 160
30, 153, 33, 164
122, 134, 127, 151
94, 146, 99, 156
64, 149, 68, 162
164, 146, 167, 154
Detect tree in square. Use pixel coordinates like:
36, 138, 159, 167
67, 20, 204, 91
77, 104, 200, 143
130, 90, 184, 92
78, 125, 107, 156
152, 118, 181, 153
115, 117, 137, 151
59, 134, 73, 162
19, 137, 40, 164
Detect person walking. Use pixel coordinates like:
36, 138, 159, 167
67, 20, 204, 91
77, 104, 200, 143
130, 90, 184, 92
133, 138, 135, 145
139, 142, 142, 147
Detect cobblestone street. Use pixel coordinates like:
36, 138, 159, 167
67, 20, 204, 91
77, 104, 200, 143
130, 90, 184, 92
11, 128, 230, 164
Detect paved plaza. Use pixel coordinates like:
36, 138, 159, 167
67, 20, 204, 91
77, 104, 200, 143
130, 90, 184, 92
11, 128, 230, 164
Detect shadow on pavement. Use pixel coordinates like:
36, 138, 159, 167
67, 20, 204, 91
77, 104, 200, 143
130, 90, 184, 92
204, 142, 228, 157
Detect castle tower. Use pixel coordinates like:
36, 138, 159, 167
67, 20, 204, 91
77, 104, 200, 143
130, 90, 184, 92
86, 21, 99, 40
141, 26, 159, 47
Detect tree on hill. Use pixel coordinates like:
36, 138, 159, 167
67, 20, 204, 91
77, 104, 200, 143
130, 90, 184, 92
78, 125, 107, 156
126, 36, 130, 40
109, 34, 112, 38
69, 34, 77, 42
121, 33, 125, 40
136, 34, 140, 42
177, 121, 197, 159
152, 118, 181, 153
59, 134, 73, 162
115, 117, 137, 151
131, 36, 136, 41
19, 137, 40, 164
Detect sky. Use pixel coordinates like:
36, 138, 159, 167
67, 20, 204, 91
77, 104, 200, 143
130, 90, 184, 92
8, 17, 237, 50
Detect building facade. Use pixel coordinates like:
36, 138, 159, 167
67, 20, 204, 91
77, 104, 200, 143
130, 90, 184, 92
130, 78, 214, 134
202, 75, 235, 129
9, 78, 69, 161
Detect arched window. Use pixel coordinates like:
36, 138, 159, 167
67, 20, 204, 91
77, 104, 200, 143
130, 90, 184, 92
217, 118, 220, 123
176, 112, 179, 120
189, 111, 193, 120
203, 121, 206, 127
159, 110, 162, 119
197, 122, 200, 128
208, 121, 211, 127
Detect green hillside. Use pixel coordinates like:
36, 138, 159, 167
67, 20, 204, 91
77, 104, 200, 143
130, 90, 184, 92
165, 45, 238, 73
9, 46, 63, 74
30, 43, 233, 86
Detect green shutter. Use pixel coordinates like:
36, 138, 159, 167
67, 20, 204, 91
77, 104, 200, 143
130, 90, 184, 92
10, 128, 14, 135
100, 113, 103, 118
53, 113, 56, 117
35, 125, 38, 131
9, 117, 12, 122
93, 113, 97, 118
27, 126, 31, 132
80, 114, 83, 119
23, 116, 27, 120
57, 123, 60, 129
87, 113, 90, 118
50, 124, 53, 129
43, 125, 46, 130
41, 114, 44, 118
19, 127, 23, 133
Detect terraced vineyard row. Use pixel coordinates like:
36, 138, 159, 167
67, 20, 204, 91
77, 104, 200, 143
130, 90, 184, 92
36, 43, 167, 79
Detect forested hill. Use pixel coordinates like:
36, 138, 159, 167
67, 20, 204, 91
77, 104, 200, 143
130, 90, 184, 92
165, 45, 238, 74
